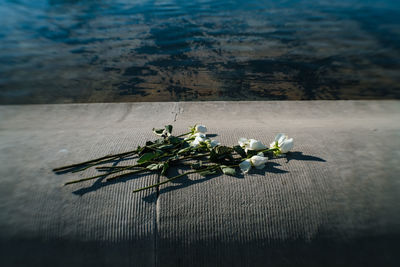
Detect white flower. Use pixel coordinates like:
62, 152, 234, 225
270, 133, 294, 154
239, 152, 268, 173
238, 138, 267, 152
190, 134, 207, 147
249, 139, 267, 150
190, 139, 200, 147
206, 139, 220, 148
238, 137, 249, 147
239, 159, 251, 173
250, 152, 268, 169
194, 132, 206, 140
195, 125, 207, 133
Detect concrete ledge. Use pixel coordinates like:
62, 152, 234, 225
0, 101, 399, 266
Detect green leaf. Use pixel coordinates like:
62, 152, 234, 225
233, 145, 246, 158
191, 161, 203, 170
198, 169, 217, 177
177, 147, 191, 154
158, 144, 174, 150
220, 165, 236, 176
152, 128, 165, 136
154, 138, 165, 145
137, 152, 160, 163
146, 163, 164, 170
167, 136, 181, 144
164, 125, 173, 135
161, 162, 169, 176
210, 146, 234, 163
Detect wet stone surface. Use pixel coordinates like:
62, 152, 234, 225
1, 0, 400, 104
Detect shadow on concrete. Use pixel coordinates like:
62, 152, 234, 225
70, 151, 325, 197
72, 171, 152, 196
285, 151, 326, 163
253, 162, 289, 175
142, 173, 219, 203
142, 161, 290, 202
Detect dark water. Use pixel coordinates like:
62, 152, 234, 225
1, 0, 400, 104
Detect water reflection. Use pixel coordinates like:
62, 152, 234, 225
0, 0, 399, 103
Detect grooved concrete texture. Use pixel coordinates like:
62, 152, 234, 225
0, 101, 399, 266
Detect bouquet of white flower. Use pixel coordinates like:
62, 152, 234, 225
53, 124, 294, 193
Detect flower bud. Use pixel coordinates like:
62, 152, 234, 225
195, 125, 207, 133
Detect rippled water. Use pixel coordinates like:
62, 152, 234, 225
1, 0, 400, 103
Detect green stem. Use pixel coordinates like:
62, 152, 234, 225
180, 152, 210, 161
133, 165, 219, 193
64, 166, 132, 185
96, 165, 141, 171
176, 131, 192, 138
245, 148, 279, 159
53, 150, 137, 172
63, 160, 151, 185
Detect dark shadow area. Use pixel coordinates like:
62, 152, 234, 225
157, 231, 400, 267
252, 162, 289, 175
2, 232, 400, 267
72, 171, 152, 196
285, 151, 326, 163
67, 151, 325, 198
143, 161, 290, 202
142, 172, 219, 203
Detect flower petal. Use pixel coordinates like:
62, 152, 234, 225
238, 137, 249, 147
195, 125, 207, 133
239, 159, 252, 174
250, 155, 267, 167
280, 138, 294, 153
210, 140, 220, 147
190, 139, 200, 147
249, 139, 267, 150
194, 136, 206, 143
277, 134, 287, 146
274, 133, 285, 143
194, 132, 206, 139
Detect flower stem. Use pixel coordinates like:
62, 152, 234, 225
245, 148, 279, 159
63, 160, 151, 185
63, 166, 132, 185
53, 150, 137, 172
96, 165, 141, 171
176, 131, 192, 138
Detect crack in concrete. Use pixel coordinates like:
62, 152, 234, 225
171, 102, 183, 122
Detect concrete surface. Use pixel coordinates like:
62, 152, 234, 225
0, 101, 399, 266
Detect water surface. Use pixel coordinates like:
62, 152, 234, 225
1, 0, 400, 103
